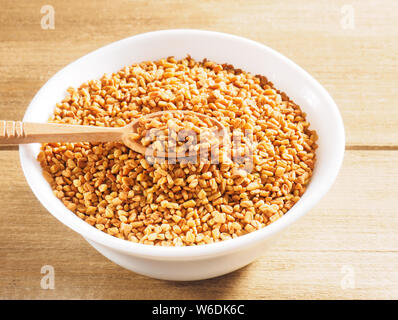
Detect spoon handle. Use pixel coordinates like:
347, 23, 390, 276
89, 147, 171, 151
0, 121, 122, 145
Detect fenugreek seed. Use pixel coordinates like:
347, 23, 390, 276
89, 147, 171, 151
189, 180, 198, 188
240, 200, 253, 208
202, 172, 212, 179
201, 213, 211, 222
212, 228, 220, 239
244, 211, 253, 223
172, 215, 182, 223
231, 222, 242, 230
131, 221, 144, 228
108, 227, 119, 235
128, 235, 139, 243
105, 207, 114, 218
198, 189, 207, 200
231, 168, 247, 178
167, 202, 179, 209
112, 197, 123, 206
220, 233, 232, 241
128, 133, 140, 141
275, 167, 285, 176
120, 222, 132, 235
185, 231, 195, 242
187, 219, 196, 228
213, 212, 226, 224
99, 184, 108, 192
246, 182, 260, 191
173, 225, 182, 234
160, 200, 169, 208
244, 224, 256, 232
140, 159, 150, 170
86, 206, 97, 215
67, 159, 76, 168
148, 233, 158, 241
187, 175, 196, 184
220, 205, 233, 214
95, 223, 105, 231
182, 200, 196, 208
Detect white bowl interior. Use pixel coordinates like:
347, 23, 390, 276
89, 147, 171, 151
20, 30, 345, 259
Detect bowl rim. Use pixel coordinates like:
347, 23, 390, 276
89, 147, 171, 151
19, 29, 345, 260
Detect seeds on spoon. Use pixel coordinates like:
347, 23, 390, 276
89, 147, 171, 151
128, 112, 222, 160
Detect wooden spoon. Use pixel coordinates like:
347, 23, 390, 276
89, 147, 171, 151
0, 111, 228, 158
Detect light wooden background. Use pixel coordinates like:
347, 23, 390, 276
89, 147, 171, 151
1, 0, 397, 300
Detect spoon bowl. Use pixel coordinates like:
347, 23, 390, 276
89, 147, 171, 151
122, 110, 229, 159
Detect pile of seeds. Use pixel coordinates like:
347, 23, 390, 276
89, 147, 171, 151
128, 111, 220, 158
37, 56, 317, 246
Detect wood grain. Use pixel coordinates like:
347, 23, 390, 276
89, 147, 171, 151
0, 0, 397, 300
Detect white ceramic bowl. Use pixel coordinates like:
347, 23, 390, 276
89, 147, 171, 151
20, 29, 345, 281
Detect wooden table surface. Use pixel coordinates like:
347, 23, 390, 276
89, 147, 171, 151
1, 0, 397, 300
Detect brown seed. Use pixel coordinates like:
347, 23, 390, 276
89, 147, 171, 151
182, 200, 196, 208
